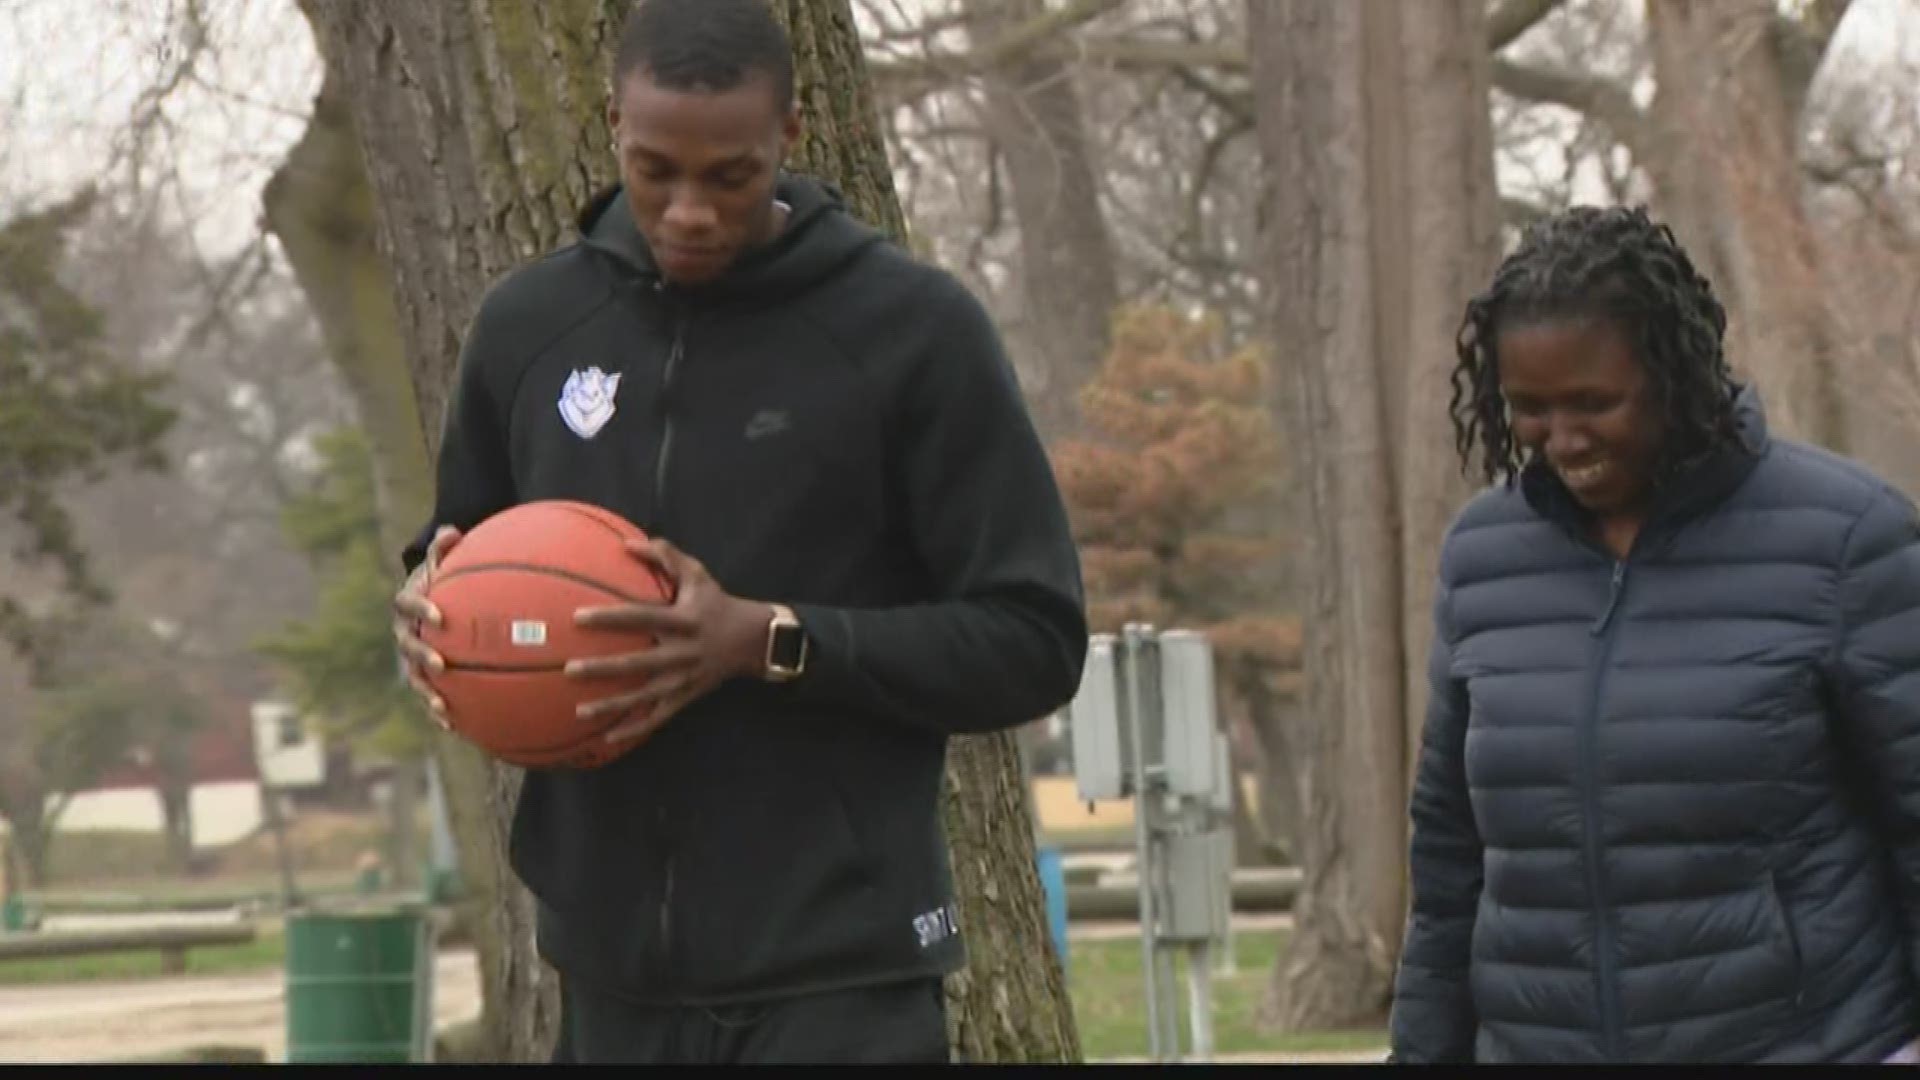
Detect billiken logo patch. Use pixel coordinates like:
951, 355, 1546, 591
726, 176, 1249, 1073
559, 366, 622, 439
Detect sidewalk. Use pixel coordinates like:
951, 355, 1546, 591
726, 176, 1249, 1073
1069, 912, 1292, 942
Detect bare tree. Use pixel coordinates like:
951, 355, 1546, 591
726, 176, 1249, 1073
955, 0, 1121, 438
1647, 0, 1848, 448
1248, 0, 1502, 1031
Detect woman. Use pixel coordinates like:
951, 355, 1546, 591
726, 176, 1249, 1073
1390, 205, 1920, 1063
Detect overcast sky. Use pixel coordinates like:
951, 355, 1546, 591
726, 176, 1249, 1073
0, 0, 1913, 261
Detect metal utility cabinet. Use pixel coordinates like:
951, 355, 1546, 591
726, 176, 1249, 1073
1066, 624, 1237, 1063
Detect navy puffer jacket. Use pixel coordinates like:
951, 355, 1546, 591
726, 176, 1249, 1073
1391, 387, 1920, 1063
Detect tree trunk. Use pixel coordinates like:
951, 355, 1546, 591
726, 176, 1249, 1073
1646, 0, 1846, 450
267, 19, 536, 1061
10, 814, 50, 890
0, 831, 18, 903
297, 0, 1077, 1061
960, 0, 1120, 440
261, 73, 434, 564
154, 720, 197, 876
158, 777, 195, 876
1223, 660, 1302, 865
1247, 0, 1499, 1032
386, 756, 421, 890
258, 783, 304, 909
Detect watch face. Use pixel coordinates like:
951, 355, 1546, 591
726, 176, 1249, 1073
771, 624, 806, 669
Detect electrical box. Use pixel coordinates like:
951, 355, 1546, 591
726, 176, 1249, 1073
1122, 624, 1164, 779
1157, 630, 1220, 800
1161, 829, 1231, 943
1069, 634, 1128, 801
1210, 732, 1235, 815
1060, 625, 1236, 1062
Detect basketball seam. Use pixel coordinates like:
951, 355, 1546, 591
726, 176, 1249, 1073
442, 659, 569, 673
551, 504, 672, 596
431, 561, 660, 605
551, 501, 634, 541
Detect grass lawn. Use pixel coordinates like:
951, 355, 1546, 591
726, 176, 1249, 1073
1068, 930, 1387, 1061
2, 914, 1387, 1063
0, 929, 289, 986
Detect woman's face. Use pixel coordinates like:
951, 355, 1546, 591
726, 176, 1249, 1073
1497, 317, 1665, 519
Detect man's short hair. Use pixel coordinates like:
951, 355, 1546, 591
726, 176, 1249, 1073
612, 0, 795, 112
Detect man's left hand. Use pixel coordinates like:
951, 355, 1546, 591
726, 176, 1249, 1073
565, 538, 769, 746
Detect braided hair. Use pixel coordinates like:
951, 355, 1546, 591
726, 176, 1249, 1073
1449, 206, 1741, 488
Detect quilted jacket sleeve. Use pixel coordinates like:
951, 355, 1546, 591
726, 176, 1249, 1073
1389, 577, 1483, 1063
1830, 485, 1920, 992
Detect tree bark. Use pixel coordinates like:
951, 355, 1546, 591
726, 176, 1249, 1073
1247, 0, 1500, 1032
296, 0, 1076, 1061
1645, 0, 1846, 450
960, 0, 1120, 440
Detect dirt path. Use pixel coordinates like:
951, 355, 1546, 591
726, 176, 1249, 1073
0, 949, 481, 1063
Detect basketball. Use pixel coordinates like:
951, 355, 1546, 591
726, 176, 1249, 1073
418, 500, 675, 770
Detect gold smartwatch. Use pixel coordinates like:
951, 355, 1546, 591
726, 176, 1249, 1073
765, 603, 809, 683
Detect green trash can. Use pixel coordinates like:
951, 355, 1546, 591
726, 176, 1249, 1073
0, 896, 30, 933
285, 902, 435, 1063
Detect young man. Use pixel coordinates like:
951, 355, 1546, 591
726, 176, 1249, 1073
389, 0, 1087, 1065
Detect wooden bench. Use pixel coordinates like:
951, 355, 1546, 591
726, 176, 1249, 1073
0, 923, 258, 974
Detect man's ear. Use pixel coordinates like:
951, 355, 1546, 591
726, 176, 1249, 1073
606, 93, 622, 153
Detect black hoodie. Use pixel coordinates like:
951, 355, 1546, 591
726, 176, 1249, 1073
401, 175, 1088, 1005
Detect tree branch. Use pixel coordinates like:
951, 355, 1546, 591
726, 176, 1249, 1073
1071, 35, 1245, 72
1167, 60, 1253, 127
1489, 57, 1650, 161
878, 0, 1570, 86
1486, 0, 1566, 53
1771, 0, 1855, 123
870, 0, 1663, 173
871, 0, 1126, 86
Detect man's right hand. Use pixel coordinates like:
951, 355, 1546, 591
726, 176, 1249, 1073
393, 525, 462, 729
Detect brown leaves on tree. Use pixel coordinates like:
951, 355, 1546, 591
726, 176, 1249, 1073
1051, 302, 1299, 667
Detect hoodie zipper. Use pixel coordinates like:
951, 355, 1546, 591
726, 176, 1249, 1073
644, 281, 684, 988
1584, 557, 1628, 1058
653, 286, 686, 531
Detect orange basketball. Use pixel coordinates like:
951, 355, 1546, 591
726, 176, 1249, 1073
418, 500, 674, 770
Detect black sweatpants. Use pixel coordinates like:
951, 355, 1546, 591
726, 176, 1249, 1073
548, 976, 952, 1064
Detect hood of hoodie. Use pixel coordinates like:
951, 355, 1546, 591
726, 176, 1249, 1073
576, 172, 887, 305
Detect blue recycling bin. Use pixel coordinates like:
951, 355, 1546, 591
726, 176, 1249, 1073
1035, 844, 1069, 973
